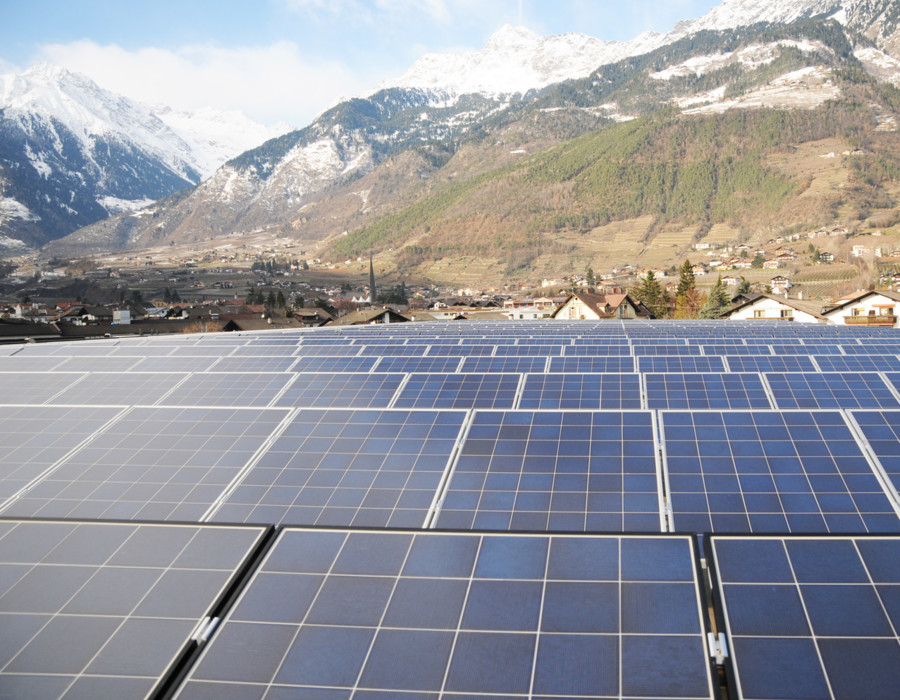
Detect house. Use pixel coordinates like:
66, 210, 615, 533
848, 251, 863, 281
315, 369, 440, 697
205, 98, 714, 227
762, 259, 781, 270
328, 308, 411, 325
721, 276, 740, 287
550, 292, 653, 320
821, 290, 900, 328
770, 276, 792, 295
727, 294, 826, 323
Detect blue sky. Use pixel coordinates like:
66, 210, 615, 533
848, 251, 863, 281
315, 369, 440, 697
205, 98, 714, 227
2, 0, 719, 126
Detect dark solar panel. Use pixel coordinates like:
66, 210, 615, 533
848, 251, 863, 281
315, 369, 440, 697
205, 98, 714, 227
393, 373, 520, 409
435, 410, 663, 531
518, 373, 642, 409
646, 373, 772, 410
662, 411, 900, 533
709, 535, 900, 700
211, 409, 466, 528
173, 529, 715, 700
0, 519, 267, 699
849, 409, 900, 497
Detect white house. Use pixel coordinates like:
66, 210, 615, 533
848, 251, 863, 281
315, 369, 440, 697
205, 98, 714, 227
727, 295, 825, 323
822, 290, 900, 328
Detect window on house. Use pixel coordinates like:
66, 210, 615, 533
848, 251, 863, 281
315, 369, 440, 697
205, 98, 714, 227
753, 310, 765, 318
780, 309, 793, 318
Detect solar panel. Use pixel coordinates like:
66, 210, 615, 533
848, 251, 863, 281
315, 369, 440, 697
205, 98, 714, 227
375, 355, 462, 373
849, 409, 900, 497
48, 372, 190, 406
723, 355, 816, 373
0, 406, 290, 521
646, 373, 772, 410
0, 356, 70, 372
0, 372, 87, 404
435, 410, 663, 531
518, 373, 642, 409
173, 529, 716, 700
292, 355, 379, 373
274, 372, 405, 408
158, 372, 295, 407
460, 356, 548, 373
766, 372, 900, 409
548, 356, 637, 372
392, 373, 520, 409
207, 356, 299, 372
0, 519, 268, 699
708, 535, 900, 700
0, 405, 125, 502
637, 356, 727, 373
211, 409, 465, 528
129, 356, 221, 372
662, 411, 900, 533
813, 355, 900, 372
54, 356, 143, 372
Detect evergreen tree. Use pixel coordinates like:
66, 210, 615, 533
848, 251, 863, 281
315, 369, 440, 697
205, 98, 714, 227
266, 290, 277, 308
676, 260, 696, 298
275, 290, 286, 308
633, 270, 669, 319
736, 277, 752, 295
700, 275, 730, 319
586, 267, 596, 288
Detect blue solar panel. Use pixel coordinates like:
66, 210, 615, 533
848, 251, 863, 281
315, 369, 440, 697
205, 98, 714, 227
548, 355, 636, 372
766, 372, 900, 409
813, 355, 900, 372
274, 373, 405, 408
436, 411, 663, 531
292, 355, 379, 373
174, 529, 715, 699
375, 355, 462, 373
518, 373, 642, 409
662, 411, 900, 533
709, 535, 900, 700
460, 356, 548, 373
849, 410, 900, 498
646, 373, 772, 410
723, 355, 816, 373
638, 356, 727, 372
393, 373, 520, 409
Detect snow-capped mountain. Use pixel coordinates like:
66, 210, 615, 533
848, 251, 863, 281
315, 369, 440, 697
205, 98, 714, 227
0, 64, 283, 251
38, 0, 900, 259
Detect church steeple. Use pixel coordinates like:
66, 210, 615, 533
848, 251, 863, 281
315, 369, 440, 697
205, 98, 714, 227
368, 254, 376, 304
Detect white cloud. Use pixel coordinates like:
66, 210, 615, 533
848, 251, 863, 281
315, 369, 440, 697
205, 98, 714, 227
35, 40, 375, 126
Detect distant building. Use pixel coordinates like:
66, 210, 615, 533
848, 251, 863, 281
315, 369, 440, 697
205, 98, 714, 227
550, 292, 653, 320
727, 295, 825, 323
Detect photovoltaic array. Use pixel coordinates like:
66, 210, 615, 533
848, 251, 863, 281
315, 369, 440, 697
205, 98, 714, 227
3, 319, 900, 697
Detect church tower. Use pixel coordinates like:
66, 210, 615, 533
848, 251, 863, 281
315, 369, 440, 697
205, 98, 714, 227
368, 255, 376, 304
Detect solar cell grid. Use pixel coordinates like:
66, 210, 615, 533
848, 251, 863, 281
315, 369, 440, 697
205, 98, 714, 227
637, 356, 727, 373
766, 372, 900, 409
0, 519, 267, 700
210, 408, 466, 528
813, 354, 900, 372
518, 373, 642, 410
291, 355, 379, 373
563, 345, 634, 356
0, 356, 70, 372
460, 356, 548, 373
393, 373, 520, 409
0, 405, 125, 502
436, 410, 663, 532
52, 356, 143, 372
173, 529, 716, 700
646, 373, 772, 410
158, 372, 295, 407
205, 356, 299, 373
48, 372, 190, 406
850, 409, 900, 497
548, 356, 637, 373
0, 406, 290, 522
662, 410, 900, 534
709, 535, 900, 700
274, 372, 405, 408
723, 355, 816, 373
0, 372, 87, 404
128, 356, 220, 372
374, 355, 462, 373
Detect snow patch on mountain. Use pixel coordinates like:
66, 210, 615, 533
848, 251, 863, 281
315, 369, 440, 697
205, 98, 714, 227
98, 196, 156, 215
855, 46, 900, 85
651, 40, 833, 80
0, 198, 40, 223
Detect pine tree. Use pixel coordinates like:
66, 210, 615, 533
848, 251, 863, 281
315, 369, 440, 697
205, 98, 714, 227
276, 290, 286, 308
676, 260, 695, 298
633, 270, 669, 319
700, 275, 730, 319
736, 277, 752, 295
